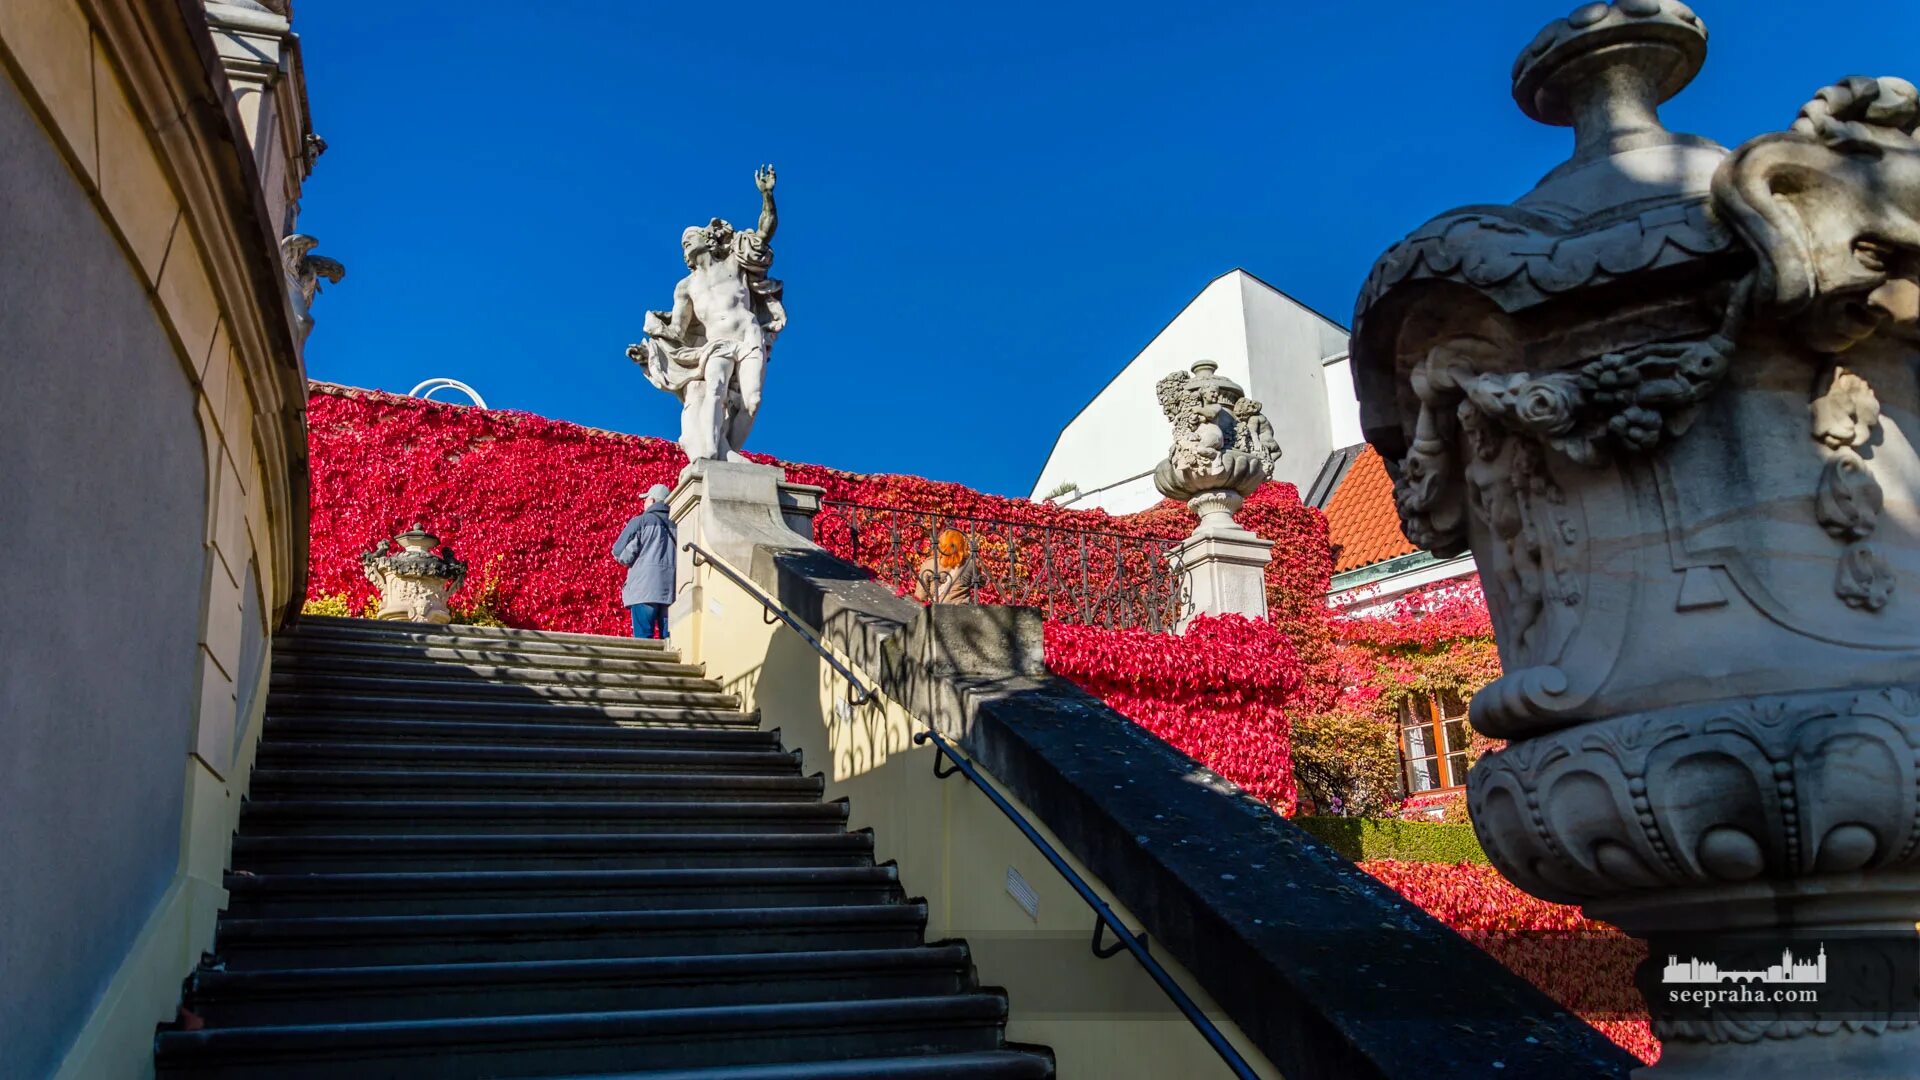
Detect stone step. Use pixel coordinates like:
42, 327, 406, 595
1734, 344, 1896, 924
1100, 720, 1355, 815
268, 671, 740, 710
182, 945, 976, 1026
230, 831, 878, 874
245, 768, 825, 804
260, 715, 776, 749
544, 1051, 1055, 1080
277, 636, 707, 678
223, 866, 903, 917
265, 692, 754, 727
238, 798, 851, 837
212, 902, 931, 969
289, 615, 677, 657
153, 994, 1011, 1079
275, 652, 721, 693
161, 617, 1050, 1079
255, 740, 802, 775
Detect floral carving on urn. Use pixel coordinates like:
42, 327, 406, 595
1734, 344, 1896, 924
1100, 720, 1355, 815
361, 525, 468, 623
1351, 1, 1920, 1072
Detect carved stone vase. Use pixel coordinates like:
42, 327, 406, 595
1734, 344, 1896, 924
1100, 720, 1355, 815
361, 525, 468, 624
1350, 2, 1920, 1074
1152, 361, 1277, 628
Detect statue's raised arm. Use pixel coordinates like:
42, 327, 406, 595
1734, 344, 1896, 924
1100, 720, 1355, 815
753, 164, 777, 242
626, 164, 788, 463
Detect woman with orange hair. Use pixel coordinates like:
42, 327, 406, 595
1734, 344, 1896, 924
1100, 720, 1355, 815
913, 528, 976, 605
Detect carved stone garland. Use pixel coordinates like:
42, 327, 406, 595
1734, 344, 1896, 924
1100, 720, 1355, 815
361, 525, 468, 624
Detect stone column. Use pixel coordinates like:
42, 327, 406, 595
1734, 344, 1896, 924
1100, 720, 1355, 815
1351, 2, 1920, 1073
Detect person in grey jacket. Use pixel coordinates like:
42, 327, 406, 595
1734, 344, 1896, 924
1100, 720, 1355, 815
612, 484, 678, 639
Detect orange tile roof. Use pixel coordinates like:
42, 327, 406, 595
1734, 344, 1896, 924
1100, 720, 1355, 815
1324, 445, 1421, 574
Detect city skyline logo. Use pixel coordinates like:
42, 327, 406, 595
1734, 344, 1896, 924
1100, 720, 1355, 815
1662, 944, 1827, 986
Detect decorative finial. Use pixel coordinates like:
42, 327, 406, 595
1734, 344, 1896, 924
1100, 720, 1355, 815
1512, 0, 1707, 160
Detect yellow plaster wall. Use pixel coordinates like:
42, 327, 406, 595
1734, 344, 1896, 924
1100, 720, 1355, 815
684, 558, 1284, 1080
0, 5, 291, 1075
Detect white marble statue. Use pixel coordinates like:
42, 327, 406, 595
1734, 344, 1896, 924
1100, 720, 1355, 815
627, 166, 786, 462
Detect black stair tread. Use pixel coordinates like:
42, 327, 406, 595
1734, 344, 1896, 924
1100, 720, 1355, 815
217, 903, 926, 940
246, 769, 824, 800
191, 945, 971, 996
156, 993, 1007, 1048
232, 831, 872, 857
290, 615, 677, 653
184, 946, 977, 1026
226, 860, 898, 887
277, 637, 707, 676
265, 692, 754, 725
550, 1050, 1055, 1080
233, 831, 870, 847
269, 672, 739, 706
222, 860, 901, 917
230, 831, 876, 872
241, 799, 845, 820
262, 715, 776, 747
257, 740, 799, 769
235, 800, 849, 837
213, 903, 931, 969
276, 653, 718, 690
153, 995, 1011, 1079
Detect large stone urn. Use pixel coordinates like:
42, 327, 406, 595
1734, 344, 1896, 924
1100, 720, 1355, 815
1152, 361, 1282, 628
361, 525, 468, 623
1350, 1, 1920, 1074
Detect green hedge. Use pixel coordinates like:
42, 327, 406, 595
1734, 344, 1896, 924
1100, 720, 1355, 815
1293, 817, 1488, 865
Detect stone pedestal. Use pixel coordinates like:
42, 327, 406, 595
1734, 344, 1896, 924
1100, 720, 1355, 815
668, 458, 823, 567
1174, 522, 1271, 630
665, 458, 824, 644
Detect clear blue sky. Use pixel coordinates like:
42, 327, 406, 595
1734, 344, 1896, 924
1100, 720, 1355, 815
294, 2, 1919, 498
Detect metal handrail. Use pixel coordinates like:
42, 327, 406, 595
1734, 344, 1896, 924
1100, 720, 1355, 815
684, 543, 874, 706
684, 540, 1259, 1080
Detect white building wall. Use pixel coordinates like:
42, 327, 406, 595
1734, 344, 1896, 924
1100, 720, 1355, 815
1030, 269, 1355, 512
1030, 273, 1252, 515
1322, 353, 1363, 453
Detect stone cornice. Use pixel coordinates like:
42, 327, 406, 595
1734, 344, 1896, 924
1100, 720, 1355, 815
81, 0, 310, 621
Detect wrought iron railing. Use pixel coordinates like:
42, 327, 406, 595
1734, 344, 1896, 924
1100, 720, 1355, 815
814, 500, 1188, 632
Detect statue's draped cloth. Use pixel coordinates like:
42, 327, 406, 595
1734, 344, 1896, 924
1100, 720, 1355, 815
634, 231, 784, 402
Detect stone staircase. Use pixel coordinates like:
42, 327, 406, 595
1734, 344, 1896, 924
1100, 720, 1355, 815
154, 616, 1054, 1079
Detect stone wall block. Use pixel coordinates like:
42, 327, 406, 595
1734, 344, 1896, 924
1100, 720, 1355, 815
0, 0, 95, 182
191, 650, 236, 778
92, 36, 178, 287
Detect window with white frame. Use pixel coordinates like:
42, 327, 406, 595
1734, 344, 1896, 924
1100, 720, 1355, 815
1399, 691, 1471, 794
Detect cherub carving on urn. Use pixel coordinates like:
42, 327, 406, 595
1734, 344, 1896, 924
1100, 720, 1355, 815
1151, 361, 1281, 528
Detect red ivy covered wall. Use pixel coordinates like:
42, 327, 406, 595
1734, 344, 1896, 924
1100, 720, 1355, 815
1361, 861, 1654, 1064
304, 384, 1322, 812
